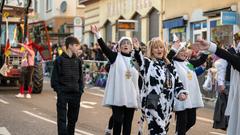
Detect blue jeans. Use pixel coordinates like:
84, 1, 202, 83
57, 92, 81, 135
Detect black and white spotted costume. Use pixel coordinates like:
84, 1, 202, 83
134, 50, 187, 135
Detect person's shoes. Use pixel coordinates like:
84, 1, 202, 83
15, 93, 24, 98
26, 94, 31, 99
104, 128, 112, 135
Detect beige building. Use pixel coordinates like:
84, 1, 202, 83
82, 0, 240, 46
81, 0, 162, 45
34, 0, 85, 44
163, 0, 240, 46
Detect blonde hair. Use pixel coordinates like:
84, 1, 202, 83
146, 37, 170, 64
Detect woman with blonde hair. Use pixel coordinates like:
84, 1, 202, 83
133, 37, 187, 135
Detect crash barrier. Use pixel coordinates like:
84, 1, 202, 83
42, 60, 108, 88
45, 59, 218, 101
83, 60, 108, 88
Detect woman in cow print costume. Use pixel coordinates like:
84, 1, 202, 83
133, 38, 188, 135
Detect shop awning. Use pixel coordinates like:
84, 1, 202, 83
163, 17, 186, 29
203, 7, 231, 17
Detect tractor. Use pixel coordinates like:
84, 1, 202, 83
0, 0, 52, 93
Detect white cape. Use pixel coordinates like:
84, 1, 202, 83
102, 53, 139, 108
173, 61, 204, 111
225, 67, 240, 135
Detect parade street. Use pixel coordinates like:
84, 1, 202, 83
0, 81, 227, 135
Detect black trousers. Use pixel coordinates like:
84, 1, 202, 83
20, 66, 34, 87
108, 114, 113, 129
57, 92, 82, 135
112, 106, 135, 135
176, 108, 196, 135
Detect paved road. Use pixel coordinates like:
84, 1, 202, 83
0, 82, 227, 135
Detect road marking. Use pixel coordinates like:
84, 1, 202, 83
22, 111, 94, 135
0, 127, 11, 135
86, 92, 104, 97
196, 116, 213, 123
88, 87, 104, 93
209, 132, 226, 135
80, 101, 97, 109
0, 98, 9, 104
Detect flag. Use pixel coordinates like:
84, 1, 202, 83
4, 18, 11, 57
4, 39, 11, 57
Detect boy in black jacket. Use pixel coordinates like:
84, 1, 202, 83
51, 36, 84, 135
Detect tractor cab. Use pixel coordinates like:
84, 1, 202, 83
0, 0, 52, 93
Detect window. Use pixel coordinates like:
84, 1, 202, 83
105, 21, 112, 42
132, 13, 142, 41
34, 0, 38, 13
191, 21, 207, 42
148, 9, 159, 40
46, 0, 52, 11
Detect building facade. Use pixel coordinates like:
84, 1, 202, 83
163, 0, 240, 46
34, 0, 85, 44
82, 0, 240, 47
81, 0, 162, 46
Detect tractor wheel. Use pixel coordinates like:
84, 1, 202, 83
32, 62, 43, 94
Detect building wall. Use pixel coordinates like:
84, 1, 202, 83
83, 0, 162, 45
164, 0, 239, 20
163, 0, 240, 43
82, 0, 240, 45
35, 0, 85, 42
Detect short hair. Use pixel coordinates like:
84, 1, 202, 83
65, 36, 80, 48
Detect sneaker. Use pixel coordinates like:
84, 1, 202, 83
16, 93, 24, 98
104, 128, 112, 135
26, 94, 31, 99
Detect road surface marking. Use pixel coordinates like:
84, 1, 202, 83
87, 87, 104, 93
197, 116, 213, 123
22, 111, 94, 135
0, 127, 11, 135
80, 101, 97, 109
209, 132, 226, 135
86, 92, 104, 97
0, 98, 9, 104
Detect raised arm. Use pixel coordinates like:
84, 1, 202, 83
193, 40, 240, 71
214, 45, 240, 71
18, 43, 35, 56
167, 41, 181, 62
10, 48, 21, 54
91, 25, 117, 64
188, 53, 208, 68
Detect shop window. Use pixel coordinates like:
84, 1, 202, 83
211, 25, 233, 47
148, 9, 159, 40
132, 13, 142, 41
169, 27, 186, 42
191, 21, 207, 42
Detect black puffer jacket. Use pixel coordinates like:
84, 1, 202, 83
51, 52, 84, 94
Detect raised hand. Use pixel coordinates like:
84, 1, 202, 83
192, 38, 210, 51
90, 25, 98, 34
132, 38, 140, 50
172, 41, 181, 50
